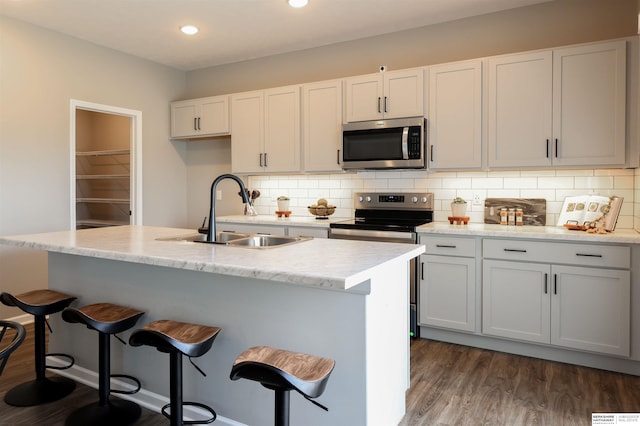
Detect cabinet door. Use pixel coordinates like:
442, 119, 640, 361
264, 86, 301, 173
171, 101, 198, 138
482, 260, 550, 344
286, 226, 328, 239
551, 265, 630, 356
199, 96, 229, 135
303, 80, 343, 172
231, 91, 264, 174
428, 60, 482, 169
344, 74, 383, 122
383, 68, 424, 119
420, 255, 476, 332
488, 51, 553, 168
552, 40, 626, 167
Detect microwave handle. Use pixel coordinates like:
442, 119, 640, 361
401, 127, 409, 160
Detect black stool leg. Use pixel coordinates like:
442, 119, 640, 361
3, 315, 75, 406
170, 351, 183, 426
274, 389, 290, 426
65, 332, 141, 426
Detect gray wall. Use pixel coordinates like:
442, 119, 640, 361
185, 0, 639, 96
0, 17, 186, 319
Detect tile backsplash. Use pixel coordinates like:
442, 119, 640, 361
248, 168, 637, 229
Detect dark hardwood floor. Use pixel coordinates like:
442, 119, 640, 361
1, 323, 639, 425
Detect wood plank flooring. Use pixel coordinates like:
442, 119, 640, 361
1, 323, 639, 425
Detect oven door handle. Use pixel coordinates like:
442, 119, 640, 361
401, 126, 409, 160
329, 228, 416, 243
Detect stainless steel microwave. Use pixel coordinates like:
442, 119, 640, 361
341, 117, 426, 170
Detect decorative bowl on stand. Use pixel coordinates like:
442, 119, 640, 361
308, 206, 336, 220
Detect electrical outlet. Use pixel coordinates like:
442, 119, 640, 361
472, 193, 482, 205
216, 190, 222, 201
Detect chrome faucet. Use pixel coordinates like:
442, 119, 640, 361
207, 174, 250, 242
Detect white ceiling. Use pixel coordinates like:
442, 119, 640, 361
0, 0, 552, 71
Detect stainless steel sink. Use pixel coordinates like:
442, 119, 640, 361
227, 235, 310, 248
157, 232, 310, 248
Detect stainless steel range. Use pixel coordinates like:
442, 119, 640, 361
329, 192, 434, 338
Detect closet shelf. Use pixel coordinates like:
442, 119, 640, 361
77, 174, 130, 180
76, 219, 129, 228
76, 149, 130, 157
77, 198, 130, 204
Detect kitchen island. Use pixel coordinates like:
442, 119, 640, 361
0, 225, 424, 426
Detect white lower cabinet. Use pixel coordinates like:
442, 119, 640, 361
482, 239, 630, 357
419, 236, 476, 332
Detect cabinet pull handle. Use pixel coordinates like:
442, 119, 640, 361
377, 97, 381, 113
259, 153, 263, 167
555, 138, 558, 158
337, 149, 340, 165
264, 153, 268, 167
546, 139, 549, 158
430, 145, 434, 162
436, 244, 457, 248
197, 117, 201, 130
576, 253, 603, 258
544, 273, 548, 294
384, 96, 388, 113
421, 262, 424, 281
554, 274, 558, 295
504, 248, 527, 253
194, 117, 198, 131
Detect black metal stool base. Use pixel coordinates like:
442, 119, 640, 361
4, 376, 76, 406
65, 398, 141, 426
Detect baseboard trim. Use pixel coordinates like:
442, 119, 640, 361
4, 313, 33, 325
47, 356, 246, 426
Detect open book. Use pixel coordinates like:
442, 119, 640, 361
557, 195, 623, 231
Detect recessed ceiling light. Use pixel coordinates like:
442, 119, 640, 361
180, 25, 199, 36
288, 0, 308, 8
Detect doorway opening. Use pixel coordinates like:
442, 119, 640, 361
70, 100, 142, 229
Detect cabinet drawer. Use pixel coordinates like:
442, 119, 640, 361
483, 239, 630, 269
422, 236, 476, 257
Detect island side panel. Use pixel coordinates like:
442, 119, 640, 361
365, 258, 410, 424
47, 252, 373, 425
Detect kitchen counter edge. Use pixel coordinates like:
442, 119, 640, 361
417, 222, 640, 244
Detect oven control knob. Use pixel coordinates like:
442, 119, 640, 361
421, 197, 428, 203
365, 196, 372, 202
358, 196, 364, 202
411, 196, 418, 203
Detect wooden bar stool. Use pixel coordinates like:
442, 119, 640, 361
0, 289, 77, 406
129, 320, 221, 426
62, 302, 145, 426
230, 346, 335, 426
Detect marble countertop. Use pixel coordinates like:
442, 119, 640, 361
0, 226, 424, 292
217, 214, 349, 227
417, 222, 640, 244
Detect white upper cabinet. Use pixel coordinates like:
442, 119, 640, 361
488, 51, 553, 167
488, 40, 626, 168
552, 41, 626, 167
302, 79, 343, 173
231, 86, 301, 174
428, 60, 483, 169
344, 68, 424, 122
171, 95, 229, 139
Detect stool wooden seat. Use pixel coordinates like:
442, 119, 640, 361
0, 290, 77, 406
62, 302, 145, 426
130, 320, 221, 426
230, 346, 335, 426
